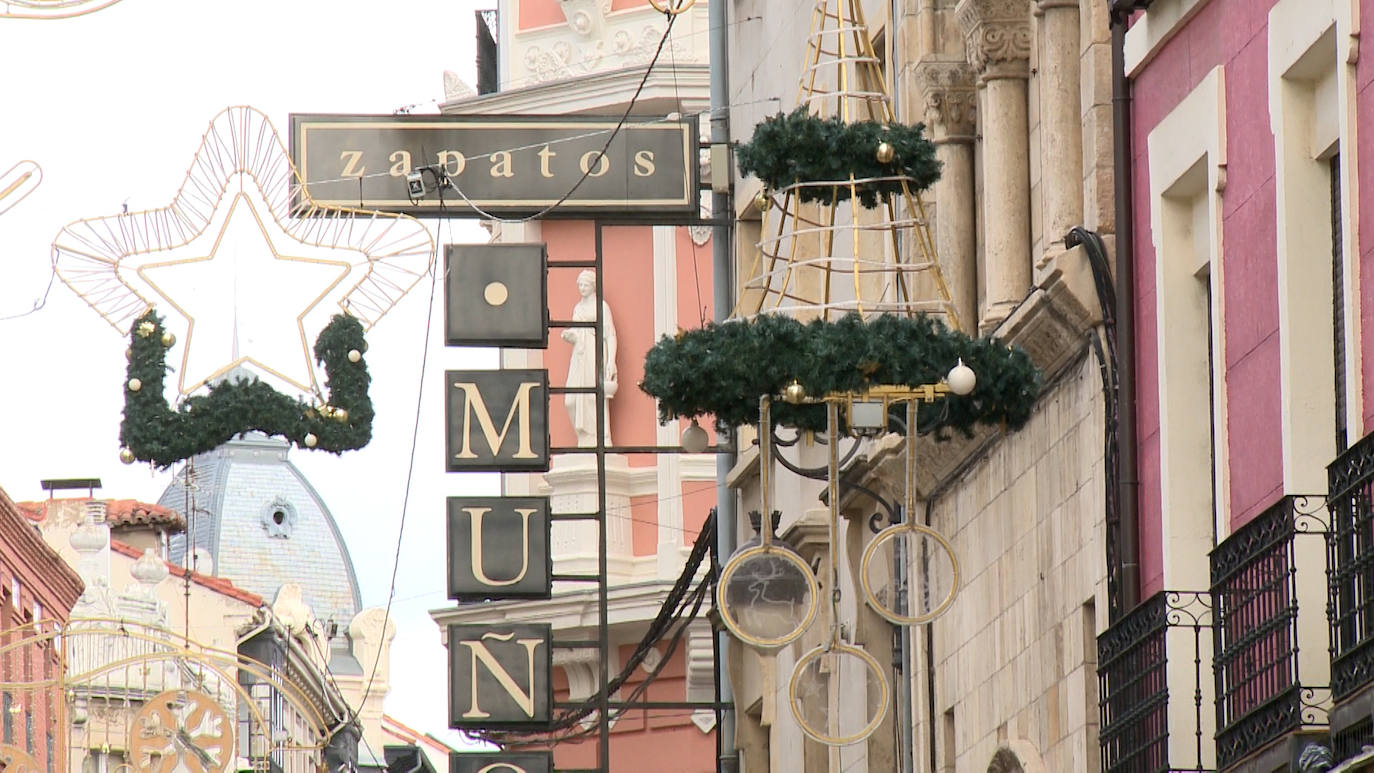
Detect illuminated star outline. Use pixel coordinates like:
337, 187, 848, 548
0, 160, 41, 217
52, 105, 434, 398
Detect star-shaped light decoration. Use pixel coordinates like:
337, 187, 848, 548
1, 0, 126, 19
52, 106, 434, 466
0, 160, 41, 217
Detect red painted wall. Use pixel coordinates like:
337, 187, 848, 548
1130, 0, 1285, 596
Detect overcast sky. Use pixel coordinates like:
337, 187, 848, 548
0, 0, 496, 745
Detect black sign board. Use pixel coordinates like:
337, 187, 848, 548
448, 623, 552, 730
289, 113, 698, 217
450, 752, 552, 773
445, 244, 548, 348
447, 496, 551, 601
445, 369, 550, 472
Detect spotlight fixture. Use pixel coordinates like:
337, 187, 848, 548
405, 169, 426, 198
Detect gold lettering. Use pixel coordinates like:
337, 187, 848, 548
388, 150, 412, 177
477, 764, 528, 773
489, 151, 514, 178
339, 150, 366, 178
460, 632, 543, 719
537, 145, 556, 178
578, 151, 609, 178
466, 507, 536, 587
453, 381, 540, 460
437, 150, 467, 176
633, 149, 656, 177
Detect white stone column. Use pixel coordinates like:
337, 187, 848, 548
914, 61, 979, 333
957, 0, 1033, 333
1034, 0, 1084, 269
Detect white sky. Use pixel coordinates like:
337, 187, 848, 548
0, 0, 497, 747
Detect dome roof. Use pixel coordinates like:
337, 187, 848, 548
161, 433, 362, 622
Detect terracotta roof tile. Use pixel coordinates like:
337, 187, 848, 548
17, 498, 185, 532
108, 539, 264, 607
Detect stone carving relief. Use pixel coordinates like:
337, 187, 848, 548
955, 0, 1032, 77
560, 0, 612, 37
912, 61, 978, 138
516, 8, 702, 86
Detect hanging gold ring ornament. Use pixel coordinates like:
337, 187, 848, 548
717, 543, 820, 648
859, 521, 960, 625
788, 642, 890, 746
647, 0, 696, 15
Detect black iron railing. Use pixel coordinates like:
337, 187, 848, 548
1098, 590, 1214, 772
1329, 432, 1374, 701
1211, 495, 1328, 769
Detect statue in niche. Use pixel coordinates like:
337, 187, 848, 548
562, 270, 617, 447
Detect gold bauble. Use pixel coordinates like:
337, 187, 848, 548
333, 408, 349, 423
319, 405, 335, 419
161, 331, 176, 347
782, 380, 806, 404
136, 321, 156, 338
127, 378, 142, 392
753, 190, 770, 212
347, 349, 362, 363
876, 141, 895, 164
119, 448, 135, 465
125, 347, 132, 360
303, 433, 318, 448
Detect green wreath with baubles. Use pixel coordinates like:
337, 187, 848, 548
734, 108, 942, 208
119, 310, 374, 468
639, 314, 1041, 435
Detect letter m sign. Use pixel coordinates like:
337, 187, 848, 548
446, 369, 550, 472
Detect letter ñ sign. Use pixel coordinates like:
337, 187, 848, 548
449, 624, 552, 729
450, 751, 552, 773
446, 369, 550, 472
447, 497, 551, 601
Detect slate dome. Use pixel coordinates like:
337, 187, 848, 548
161, 432, 362, 622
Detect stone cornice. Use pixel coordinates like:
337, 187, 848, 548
911, 60, 978, 140
956, 0, 1032, 79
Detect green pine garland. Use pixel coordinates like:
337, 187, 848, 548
735, 108, 942, 208
640, 314, 1041, 435
120, 310, 374, 468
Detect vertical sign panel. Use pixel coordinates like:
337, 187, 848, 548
450, 752, 552, 773
445, 369, 550, 472
445, 244, 548, 348
447, 496, 551, 600
448, 623, 552, 730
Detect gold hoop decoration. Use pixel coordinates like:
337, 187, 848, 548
717, 544, 819, 649
0, 0, 125, 19
129, 689, 235, 773
859, 521, 961, 625
788, 642, 889, 746
647, 0, 696, 15
0, 744, 42, 773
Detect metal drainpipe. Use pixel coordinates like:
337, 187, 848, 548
709, 0, 738, 770
1109, 2, 1141, 614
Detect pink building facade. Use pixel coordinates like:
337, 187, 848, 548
1102, 0, 1374, 769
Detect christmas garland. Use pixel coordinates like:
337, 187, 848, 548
120, 310, 374, 468
640, 314, 1041, 435
735, 108, 941, 208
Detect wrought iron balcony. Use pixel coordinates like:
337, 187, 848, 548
1329, 433, 1374, 701
1098, 590, 1215, 773
1210, 495, 1329, 770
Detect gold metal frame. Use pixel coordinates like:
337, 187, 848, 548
732, 0, 960, 330
0, 159, 41, 216
859, 521, 960, 625
786, 641, 890, 746
128, 689, 235, 773
51, 105, 435, 396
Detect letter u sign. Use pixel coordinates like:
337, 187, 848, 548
447, 497, 551, 600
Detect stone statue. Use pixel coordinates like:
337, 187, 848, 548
562, 270, 617, 446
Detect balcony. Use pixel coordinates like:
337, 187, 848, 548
1328, 433, 1374, 758
1210, 495, 1329, 770
1098, 590, 1215, 772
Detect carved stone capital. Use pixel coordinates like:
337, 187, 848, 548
912, 60, 978, 139
955, 0, 1032, 79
